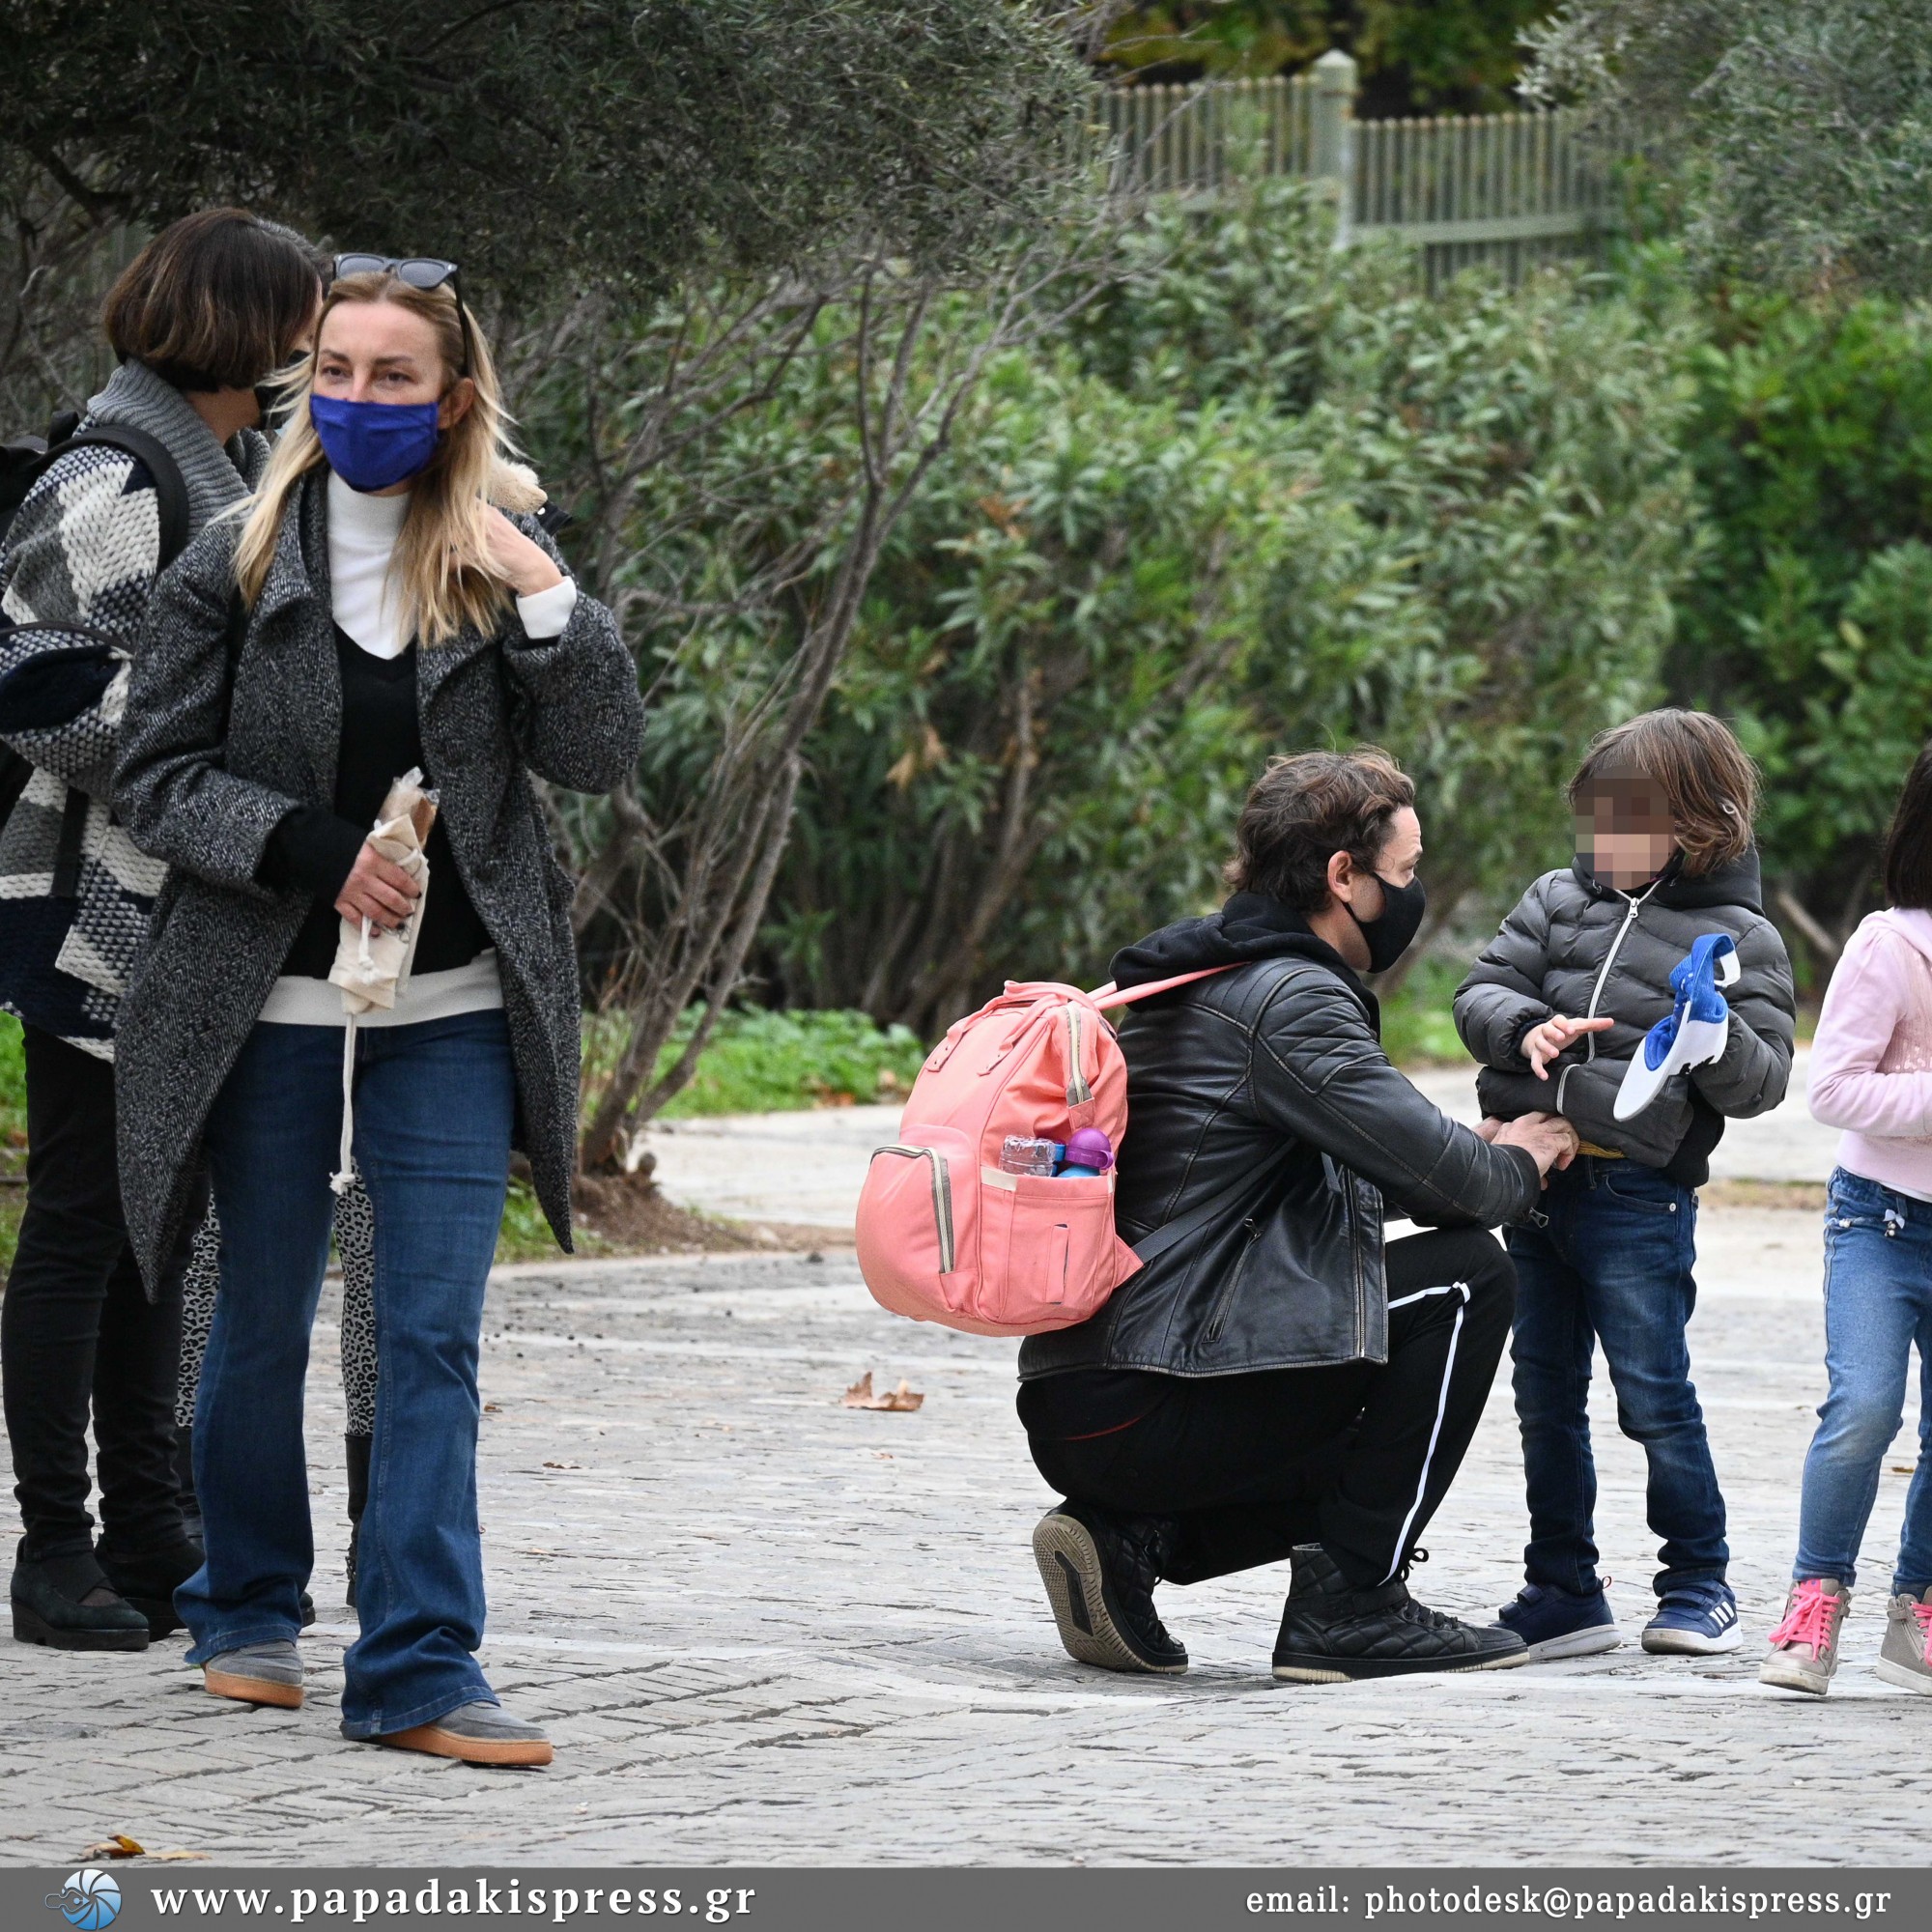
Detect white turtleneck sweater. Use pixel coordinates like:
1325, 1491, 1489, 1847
326, 469, 578, 658
255, 473, 580, 1028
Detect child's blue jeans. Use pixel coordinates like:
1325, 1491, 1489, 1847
1792, 1168, 1932, 1596
1506, 1154, 1728, 1598
177, 1009, 514, 1738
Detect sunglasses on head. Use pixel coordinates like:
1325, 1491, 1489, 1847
327, 254, 474, 374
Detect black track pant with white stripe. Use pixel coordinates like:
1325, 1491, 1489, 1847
1025, 1227, 1516, 1591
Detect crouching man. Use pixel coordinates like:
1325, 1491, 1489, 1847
1020, 747, 1576, 1681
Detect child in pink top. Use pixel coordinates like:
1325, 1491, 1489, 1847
1761, 745, 1932, 1696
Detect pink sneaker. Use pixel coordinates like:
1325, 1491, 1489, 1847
1758, 1577, 1849, 1695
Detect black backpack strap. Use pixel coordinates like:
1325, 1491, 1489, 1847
1129, 1151, 1293, 1268
50, 787, 90, 898
0, 749, 33, 837
59, 423, 192, 569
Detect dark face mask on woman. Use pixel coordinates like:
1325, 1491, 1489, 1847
1347, 869, 1427, 974
308, 392, 441, 492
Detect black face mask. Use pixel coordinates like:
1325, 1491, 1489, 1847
1347, 869, 1427, 975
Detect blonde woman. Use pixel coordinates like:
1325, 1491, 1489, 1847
113, 261, 642, 1766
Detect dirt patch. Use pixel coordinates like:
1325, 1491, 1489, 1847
569, 1171, 850, 1258
1700, 1179, 1828, 1213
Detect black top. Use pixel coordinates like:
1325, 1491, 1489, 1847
259, 625, 494, 979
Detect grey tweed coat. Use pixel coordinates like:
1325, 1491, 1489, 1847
112, 469, 642, 1289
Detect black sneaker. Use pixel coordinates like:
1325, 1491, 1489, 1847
1272, 1544, 1527, 1682
11, 1550, 151, 1652
1032, 1501, 1187, 1674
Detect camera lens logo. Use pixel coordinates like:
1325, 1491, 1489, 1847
46, 1870, 122, 1929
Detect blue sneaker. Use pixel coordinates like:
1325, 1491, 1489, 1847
1493, 1581, 1621, 1662
1642, 1579, 1741, 1655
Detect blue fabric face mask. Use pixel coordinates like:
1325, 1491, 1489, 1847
309, 392, 440, 492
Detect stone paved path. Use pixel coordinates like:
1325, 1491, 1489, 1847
4, 1200, 1930, 1869
643, 1050, 1839, 1236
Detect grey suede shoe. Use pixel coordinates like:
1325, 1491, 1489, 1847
1875, 1586, 1932, 1695
1759, 1578, 1849, 1696
363, 1699, 553, 1767
203, 1640, 303, 1709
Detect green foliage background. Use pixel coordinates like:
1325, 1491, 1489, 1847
1102, 2, 1559, 115
699, 185, 1700, 1032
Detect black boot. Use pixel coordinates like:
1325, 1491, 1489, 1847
344, 1432, 371, 1610
96, 1535, 203, 1640
1272, 1544, 1527, 1682
11, 1548, 150, 1651
174, 1425, 202, 1541
1032, 1501, 1187, 1674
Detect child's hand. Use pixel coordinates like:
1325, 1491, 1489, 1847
1521, 1013, 1614, 1079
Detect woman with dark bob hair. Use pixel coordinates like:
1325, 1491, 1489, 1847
0, 209, 323, 1652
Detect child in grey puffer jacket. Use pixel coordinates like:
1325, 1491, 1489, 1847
1455, 709, 1796, 1664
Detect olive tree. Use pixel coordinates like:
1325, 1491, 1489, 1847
1523, 0, 1932, 298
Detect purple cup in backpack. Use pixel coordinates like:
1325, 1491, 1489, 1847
1058, 1127, 1116, 1178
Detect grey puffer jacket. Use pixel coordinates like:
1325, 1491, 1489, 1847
1453, 850, 1795, 1179
112, 469, 643, 1290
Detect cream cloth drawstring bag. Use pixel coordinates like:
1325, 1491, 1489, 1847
327, 767, 438, 1192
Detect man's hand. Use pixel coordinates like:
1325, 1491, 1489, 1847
1520, 1012, 1613, 1078
335, 842, 421, 933
1490, 1110, 1580, 1179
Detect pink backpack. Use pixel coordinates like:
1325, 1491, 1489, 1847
855, 970, 1226, 1337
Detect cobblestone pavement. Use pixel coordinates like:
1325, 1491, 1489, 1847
5, 1197, 1931, 1869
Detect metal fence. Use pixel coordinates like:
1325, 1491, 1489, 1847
1100, 49, 1632, 285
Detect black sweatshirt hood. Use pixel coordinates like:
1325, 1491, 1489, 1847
1110, 892, 1378, 1030
1571, 845, 1765, 915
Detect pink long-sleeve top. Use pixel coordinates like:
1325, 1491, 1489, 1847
1807, 907, 1932, 1200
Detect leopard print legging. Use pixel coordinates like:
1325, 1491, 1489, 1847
175, 1167, 377, 1437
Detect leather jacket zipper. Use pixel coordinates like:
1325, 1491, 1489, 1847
875, 1144, 955, 1272
1205, 1217, 1261, 1343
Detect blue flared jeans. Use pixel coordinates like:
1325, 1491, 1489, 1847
1505, 1154, 1728, 1599
1792, 1169, 1932, 1597
176, 1009, 514, 1737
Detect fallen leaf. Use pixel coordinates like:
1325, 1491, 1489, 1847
1892, 1463, 1916, 1474
483, 1403, 501, 1413
81, 1835, 144, 1860
842, 1372, 923, 1413
542, 1460, 583, 1471
154, 1850, 211, 1862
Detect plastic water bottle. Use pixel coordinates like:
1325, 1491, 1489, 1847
999, 1136, 1059, 1178
1057, 1127, 1115, 1178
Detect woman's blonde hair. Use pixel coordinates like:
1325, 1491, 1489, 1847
234, 270, 518, 647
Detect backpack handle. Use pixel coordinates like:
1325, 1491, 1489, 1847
1088, 966, 1234, 1012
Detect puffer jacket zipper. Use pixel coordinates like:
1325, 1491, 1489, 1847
1556, 877, 1662, 1115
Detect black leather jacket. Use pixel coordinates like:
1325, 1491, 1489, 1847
1019, 898, 1540, 1381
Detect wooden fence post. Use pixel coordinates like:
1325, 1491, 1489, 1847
1311, 48, 1357, 246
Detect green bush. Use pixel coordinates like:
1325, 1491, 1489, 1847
1663, 288, 1932, 961
761, 182, 1698, 1026
652, 1008, 929, 1116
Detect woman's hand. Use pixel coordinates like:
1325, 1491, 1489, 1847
483, 509, 565, 598
1521, 1012, 1614, 1079
335, 842, 421, 933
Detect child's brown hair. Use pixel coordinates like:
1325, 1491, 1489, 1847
1567, 709, 1759, 877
